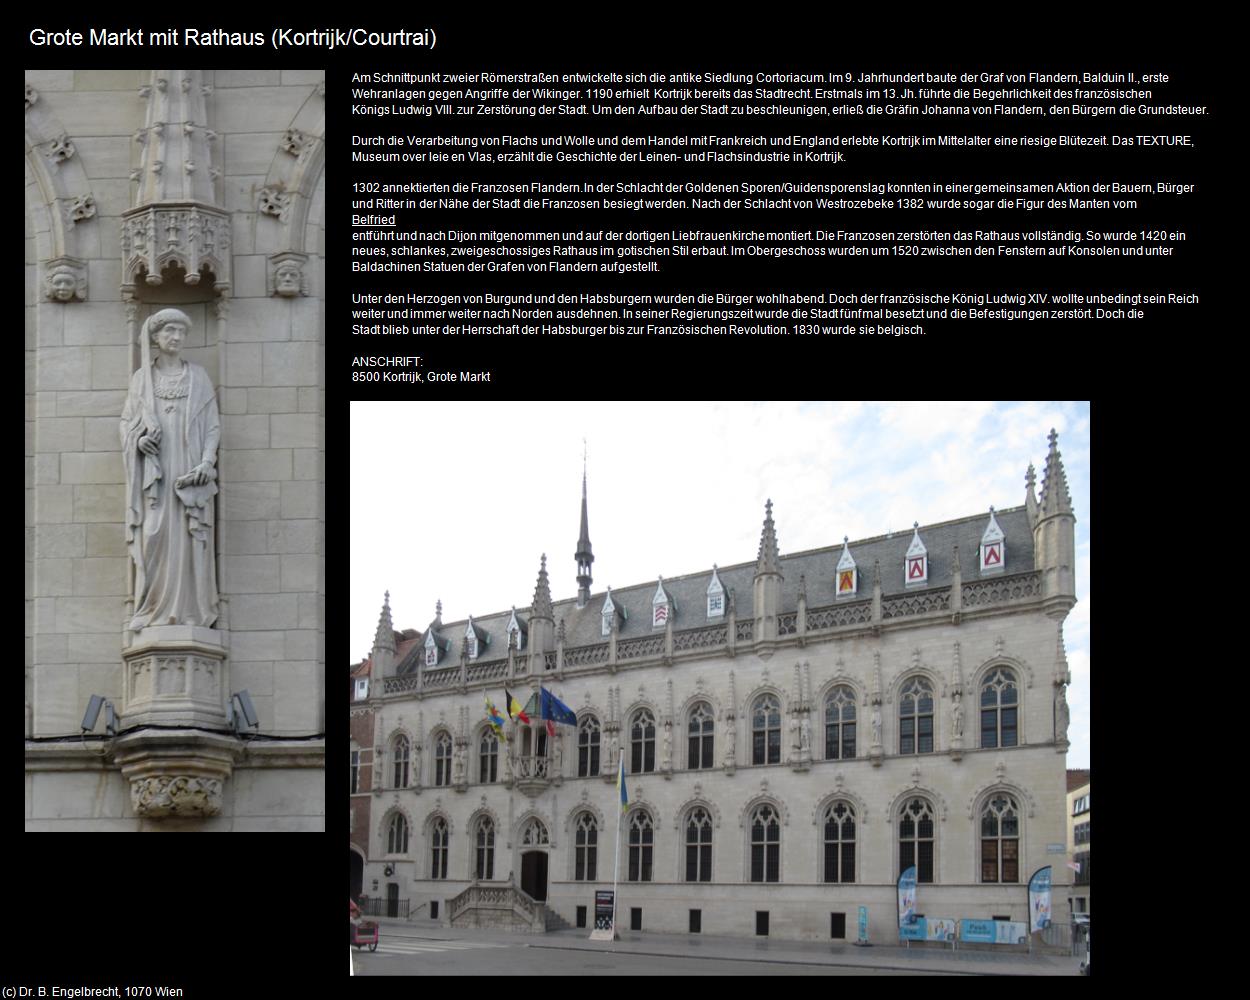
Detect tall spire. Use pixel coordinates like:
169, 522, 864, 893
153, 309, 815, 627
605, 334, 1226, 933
575, 450, 594, 607
756, 499, 781, 576
1039, 428, 1073, 516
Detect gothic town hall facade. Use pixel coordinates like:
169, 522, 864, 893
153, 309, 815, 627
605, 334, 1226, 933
350, 430, 1077, 943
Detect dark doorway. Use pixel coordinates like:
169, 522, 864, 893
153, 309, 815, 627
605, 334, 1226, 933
387, 883, 399, 918
521, 851, 548, 901
350, 851, 363, 901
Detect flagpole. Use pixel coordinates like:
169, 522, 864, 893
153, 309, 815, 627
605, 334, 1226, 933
611, 746, 623, 944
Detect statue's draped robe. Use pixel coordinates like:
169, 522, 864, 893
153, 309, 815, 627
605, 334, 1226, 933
121, 362, 220, 629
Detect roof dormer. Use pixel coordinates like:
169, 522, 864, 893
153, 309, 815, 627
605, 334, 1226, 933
706, 564, 726, 619
601, 586, 627, 636
836, 536, 858, 598
423, 626, 449, 667
506, 607, 528, 651
905, 522, 928, 586
464, 616, 490, 660
979, 506, 1005, 575
652, 576, 673, 628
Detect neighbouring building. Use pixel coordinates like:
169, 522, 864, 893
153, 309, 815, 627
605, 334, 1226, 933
1066, 770, 1090, 918
355, 431, 1077, 941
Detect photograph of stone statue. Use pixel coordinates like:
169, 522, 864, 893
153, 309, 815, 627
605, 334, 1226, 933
121, 308, 220, 629
25, 68, 326, 831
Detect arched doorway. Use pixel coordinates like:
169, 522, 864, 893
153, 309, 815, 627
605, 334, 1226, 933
350, 848, 364, 901
521, 851, 548, 901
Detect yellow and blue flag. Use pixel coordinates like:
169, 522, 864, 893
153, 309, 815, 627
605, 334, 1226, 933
617, 753, 629, 813
485, 695, 507, 740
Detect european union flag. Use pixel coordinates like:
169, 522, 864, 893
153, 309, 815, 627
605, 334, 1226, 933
540, 687, 578, 727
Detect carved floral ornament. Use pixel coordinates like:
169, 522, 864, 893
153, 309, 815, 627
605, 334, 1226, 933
259, 185, 292, 220
130, 774, 223, 817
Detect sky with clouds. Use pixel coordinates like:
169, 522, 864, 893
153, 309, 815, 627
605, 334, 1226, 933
350, 401, 1090, 769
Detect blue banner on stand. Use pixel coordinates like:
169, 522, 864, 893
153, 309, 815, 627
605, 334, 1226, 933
899, 917, 927, 941
857, 906, 868, 944
897, 866, 917, 931
1028, 866, 1053, 932
960, 919, 996, 944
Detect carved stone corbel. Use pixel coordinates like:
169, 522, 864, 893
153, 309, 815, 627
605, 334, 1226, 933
43, 256, 88, 303
268, 251, 310, 297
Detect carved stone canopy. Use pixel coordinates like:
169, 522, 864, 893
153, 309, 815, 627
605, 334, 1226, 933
120, 203, 231, 293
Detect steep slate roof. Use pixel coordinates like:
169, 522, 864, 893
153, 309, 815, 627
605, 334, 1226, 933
392, 505, 1035, 665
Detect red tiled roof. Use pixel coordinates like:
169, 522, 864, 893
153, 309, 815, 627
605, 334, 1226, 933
1066, 769, 1090, 792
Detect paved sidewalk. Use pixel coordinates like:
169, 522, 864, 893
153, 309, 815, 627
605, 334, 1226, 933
361, 917, 1082, 975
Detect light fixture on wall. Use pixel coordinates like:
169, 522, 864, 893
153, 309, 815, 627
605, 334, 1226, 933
80, 695, 116, 736
228, 690, 259, 734
384, 864, 395, 876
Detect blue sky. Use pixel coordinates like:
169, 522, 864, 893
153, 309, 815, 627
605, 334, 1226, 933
351, 401, 1090, 769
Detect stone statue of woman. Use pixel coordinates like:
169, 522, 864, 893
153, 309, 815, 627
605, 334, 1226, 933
871, 704, 882, 745
951, 690, 964, 738
1055, 684, 1070, 742
120, 308, 220, 629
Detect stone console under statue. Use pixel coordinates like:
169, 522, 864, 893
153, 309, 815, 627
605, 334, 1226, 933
116, 308, 235, 818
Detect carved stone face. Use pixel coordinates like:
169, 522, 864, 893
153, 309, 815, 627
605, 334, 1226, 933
275, 263, 302, 295
154, 322, 187, 354
49, 270, 77, 301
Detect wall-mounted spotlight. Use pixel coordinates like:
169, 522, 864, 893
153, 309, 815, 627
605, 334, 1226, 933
228, 690, 259, 734
81, 695, 117, 737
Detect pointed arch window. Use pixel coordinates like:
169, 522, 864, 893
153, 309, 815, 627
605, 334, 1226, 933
387, 813, 409, 855
578, 715, 601, 777
899, 677, 934, 755
628, 810, 654, 882
752, 694, 782, 765
631, 709, 656, 774
475, 817, 495, 880
479, 730, 499, 784
430, 817, 449, 879
899, 798, 935, 883
823, 802, 856, 883
392, 735, 410, 788
687, 702, 715, 770
980, 794, 1020, 883
685, 807, 713, 882
749, 803, 781, 882
980, 668, 1018, 749
574, 813, 597, 881
824, 686, 856, 760
434, 731, 453, 787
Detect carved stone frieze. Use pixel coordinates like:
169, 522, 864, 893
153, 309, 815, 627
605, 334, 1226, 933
43, 257, 88, 302
131, 775, 223, 817
120, 204, 231, 291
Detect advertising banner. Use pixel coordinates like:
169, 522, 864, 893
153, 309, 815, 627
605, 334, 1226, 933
960, 919, 996, 944
997, 921, 1028, 944
1028, 866, 1053, 932
899, 916, 927, 941
857, 906, 868, 944
926, 918, 957, 942
897, 865, 917, 930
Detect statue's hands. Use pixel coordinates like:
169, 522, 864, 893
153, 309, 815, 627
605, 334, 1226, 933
175, 462, 215, 488
138, 434, 160, 456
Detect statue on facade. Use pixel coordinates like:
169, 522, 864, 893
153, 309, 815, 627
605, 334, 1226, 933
871, 704, 882, 746
800, 714, 810, 753
554, 729, 564, 774
121, 308, 220, 629
1055, 684, 1070, 742
662, 719, 672, 769
951, 690, 964, 738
